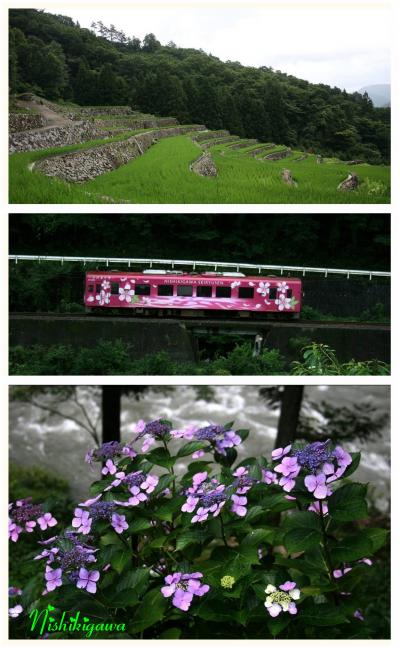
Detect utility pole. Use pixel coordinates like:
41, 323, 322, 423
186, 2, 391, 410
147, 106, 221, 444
274, 386, 304, 448
101, 386, 121, 443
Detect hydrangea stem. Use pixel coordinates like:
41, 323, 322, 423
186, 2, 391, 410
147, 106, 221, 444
219, 515, 228, 547
162, 439, 176, 496
318, 502, 339, 605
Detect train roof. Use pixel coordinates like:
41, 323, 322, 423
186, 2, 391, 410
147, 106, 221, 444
85, 270, 302, 282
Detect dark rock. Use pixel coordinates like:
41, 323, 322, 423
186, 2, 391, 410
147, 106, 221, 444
282, 169, 297, 186
338, 172, 359, 191
191, 153, 218, 177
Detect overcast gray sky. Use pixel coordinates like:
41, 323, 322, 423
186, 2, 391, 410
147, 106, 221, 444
46, 1, 390, 92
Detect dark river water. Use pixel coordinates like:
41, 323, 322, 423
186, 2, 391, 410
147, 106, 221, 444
9, 386, 390, 511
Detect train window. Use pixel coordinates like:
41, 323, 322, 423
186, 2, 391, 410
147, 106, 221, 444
111, 282, 119, 295
95, 284, 101, 293
135, 284, 151, 296
158, 285, 173, 296
238, 287, 254, 299
287, 289, 293, 298
88, 285, 94, 293
269, 288, 277, 299
216, 286, 231, 298
177, 285, 193, 297
197, 286, 212, 297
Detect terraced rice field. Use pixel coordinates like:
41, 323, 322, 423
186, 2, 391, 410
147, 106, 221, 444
9, 128, 390, 204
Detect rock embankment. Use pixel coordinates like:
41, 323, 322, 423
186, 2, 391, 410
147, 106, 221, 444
190, 153, 218, 177
228, 139, 258, 150
201, 135, 240, 149
9, 122, 114, 154
35, 125, 205, 182
94, 116, 178, 130
70, 106, 134, 118
247, 144, 276, 157
264, 148, 292, 161
9, 113, 46, 133
193, 130, 230, 143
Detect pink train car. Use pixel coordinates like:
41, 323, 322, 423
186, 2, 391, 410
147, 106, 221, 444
84, 270, 302, 317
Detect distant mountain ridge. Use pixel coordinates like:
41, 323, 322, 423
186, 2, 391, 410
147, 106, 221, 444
359, 84, 390, 107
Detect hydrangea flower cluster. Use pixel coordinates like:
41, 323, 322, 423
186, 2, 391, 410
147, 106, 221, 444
85, 439, 136, 465
171, 422, 242, 457
264, 581, 301, 617
34, 532, 101, 594
220, 575, 235, 589
72, 498, 128, 536
161, 572, 210, 611
272, 441, 352, 498
70, 463, 160, 538
181, 466, 254, 523
133, 419, 172, 453
8, 499, 57, 543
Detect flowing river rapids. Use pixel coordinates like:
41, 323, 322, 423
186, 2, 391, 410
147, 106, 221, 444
9, 386, 390, 511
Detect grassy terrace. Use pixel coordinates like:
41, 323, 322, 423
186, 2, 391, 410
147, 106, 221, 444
10, 131, 390, 204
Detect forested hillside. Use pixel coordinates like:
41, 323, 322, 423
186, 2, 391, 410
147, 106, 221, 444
10, 214, 390, 270
9, 9, 390, 163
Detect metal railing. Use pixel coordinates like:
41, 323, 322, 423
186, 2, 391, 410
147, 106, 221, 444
8, 255, 390, 280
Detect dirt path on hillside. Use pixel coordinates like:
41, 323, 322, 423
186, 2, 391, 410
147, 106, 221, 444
16, 98, 77, 131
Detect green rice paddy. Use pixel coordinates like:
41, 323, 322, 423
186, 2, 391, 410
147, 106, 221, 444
9, 131, 390, 204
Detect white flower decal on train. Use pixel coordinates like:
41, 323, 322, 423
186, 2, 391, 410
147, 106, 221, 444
119, 283, 135, 303
275, 294, 292, 311
277, 281, 289, 293
96, 290, 110, 306
101, 280, 111, 291
256, 281, 270, 297
230, 281, 241, 289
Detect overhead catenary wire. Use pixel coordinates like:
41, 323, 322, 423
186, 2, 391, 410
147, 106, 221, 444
8, 255, 390, 280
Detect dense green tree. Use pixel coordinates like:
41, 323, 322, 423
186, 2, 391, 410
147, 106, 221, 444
142, 32, 161, 53
96, 62, 128, 104
73, 60, 98, 104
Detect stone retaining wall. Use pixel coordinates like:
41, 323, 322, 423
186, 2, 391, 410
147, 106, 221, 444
9, 316, 196, 363
35, 125, 206, 183
194, 130, 230, 142
70, 106, 134, 118
228, 139, 258, 150
264, 148, 292, 161
201, 135, 240, 149
247, 144, 276, 157
9, 122, 113, 154
191, 152, 218, 177
94, 116, 178, 129
9, 113, 46, 133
